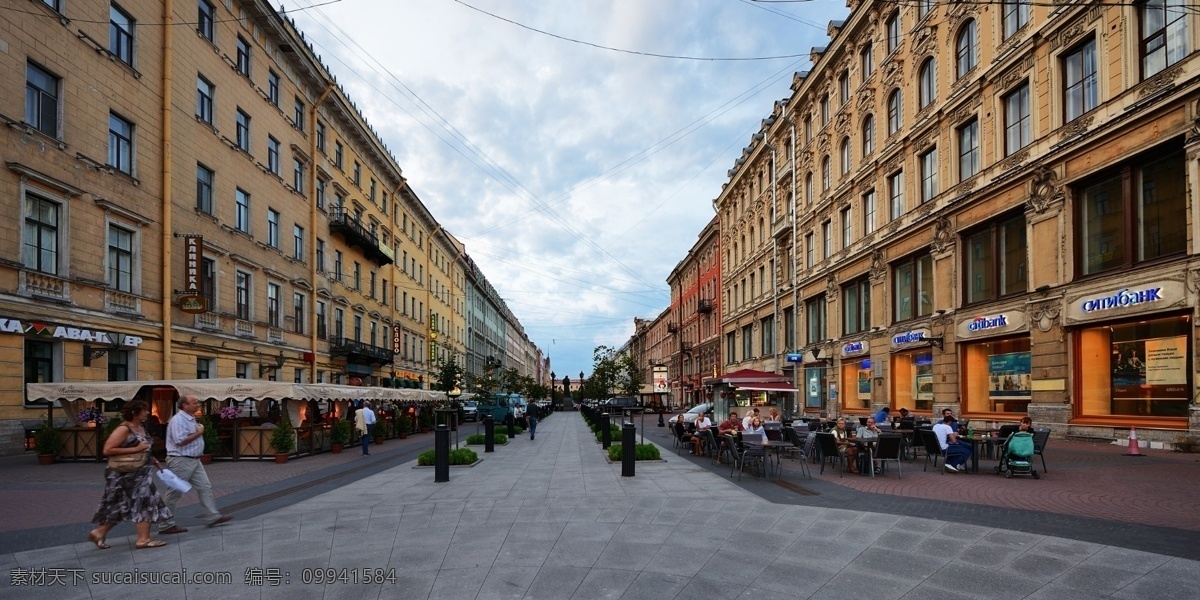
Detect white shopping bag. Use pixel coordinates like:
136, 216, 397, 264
156, 468, 192, 494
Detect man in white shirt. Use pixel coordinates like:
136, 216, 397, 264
933, 416, 971, 473
357, 401, 376, 455
159, 395, 231, 534
692, 414, 713, 455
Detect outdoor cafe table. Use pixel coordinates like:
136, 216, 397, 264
960, 435, 996, 474
745, 439, 793, 480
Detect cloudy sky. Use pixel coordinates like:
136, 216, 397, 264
290, 0, 848, 377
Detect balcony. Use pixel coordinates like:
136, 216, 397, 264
680, 342, 694, 353
20, 269, 70, 302
697, 299, 714, 314
267, 328, 284, 343
235, 319, 256, 338
667, 323, 679, 334
773, 213, 793, 238
329, 336, 393, 365
104, 290, 142, 315
328, 208, 394, 266
195, 312, 221, 330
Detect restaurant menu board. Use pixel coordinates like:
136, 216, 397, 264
988, 352, 1032, 400
1112, 336, 1188, 399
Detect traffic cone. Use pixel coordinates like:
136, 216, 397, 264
1123, 427, 1144, 457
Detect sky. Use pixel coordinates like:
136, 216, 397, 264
289, 0, 849, 377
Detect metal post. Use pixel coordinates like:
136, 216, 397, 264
506, 411, 515, 439
600, 413, 611, 449
483, 415, 495, 453
434, 424, 450, 483
621, 422, 636, 477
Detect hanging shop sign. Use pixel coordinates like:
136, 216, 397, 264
0, 316, 144, 347
1067, 281, 1187, 324
956, 311, 1027, 340
890, 328, 933, 351
179, 235, 207, 314
840, 340, 869, 358
392, 327, 402, 355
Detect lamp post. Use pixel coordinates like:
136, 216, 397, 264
550, 370, 556, 411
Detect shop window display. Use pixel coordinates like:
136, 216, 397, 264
841, 358, 872, 412
962, 337, 1031, 414
1078, 315, 1190, 418
892, 350, 934, 412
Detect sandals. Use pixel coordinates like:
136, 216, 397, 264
135, 539, 168, 549
87, 531, 110, 550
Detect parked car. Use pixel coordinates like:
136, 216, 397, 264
462, 401, 479, 422
668, 403, 713, 426
601, 396, 641, 410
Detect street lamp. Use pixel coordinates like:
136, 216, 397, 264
550, 370, 556, 411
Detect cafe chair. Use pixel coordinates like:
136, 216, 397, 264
1031, 427, 1051, 473
873, 434, 904, 479
814, 432, 847, 478
741, 431, 763, 444
701, 429, 723, 465
672, 422, 691, 455
733, 437, 766, 480
782, 427, 812, 479
919, 430, 947, 474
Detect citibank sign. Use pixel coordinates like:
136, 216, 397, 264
956, 311, 1026, 339
890, 328, 932, 350
1066, 280, 1186, 324
841, 341, 869, 358
1080, 286, 1163, 313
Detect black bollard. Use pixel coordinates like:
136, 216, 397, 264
601, 413, 611, 449
483, 415, 495, 453
434, 424, 450, 483
621, 422, 636, 477
506, 412, 515, 439
658, 406, 665, 427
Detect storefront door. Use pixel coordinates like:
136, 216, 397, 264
804, 366, 827, 411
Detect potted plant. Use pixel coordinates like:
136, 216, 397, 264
329, 418, 351, 453
199, 415, 219, 464
34, 420, 63, 465
270, 411, 295, 464
418, 411, 433, 433
397, 415, 411, 439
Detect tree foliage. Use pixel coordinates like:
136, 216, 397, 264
582, 345, 646, 400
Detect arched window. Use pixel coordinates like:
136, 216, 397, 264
919, 59, 937, 108
956, 20, 977, 79
862, 114, 875, 156
821, 156, 831, 191
840, 138, 852, 175
749, 227, 755, 248
805, 172, 814, 204
887, 90, 902, 135
759, 218, 765, 244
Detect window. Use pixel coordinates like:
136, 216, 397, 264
109, 4, 134, 65
965, 213, 1027, 304
822, 220, 832, 259
353, 162, 361, 186
236, 36, 251, 76
920, 148, 937, 203
893, 252, 934, 321
353, 261, 361, 290
294, 97, 305, 131
267, 282, 280, 327
293, 292, 305, 334
108, 349, 131, 381
235, 361, 248, 379
267, 136, 280, 174
1063, 38, 1098, 122
804, 116, 812, 142
235, 188, 250, 232
862, 115, 875, 157
887, 90, 902, 135
805, 173, 814, 204
806, 295, 826, 344
196, 357, 212, 379
236, 271, 251, 319
726, 332, 736, 364
369, 179, 377, 202
197, 0, 215, 42
293, 225, 304, 260
886, 13, 900, 53
334, 308, 344, 338
107, 225, 134, 292
861, 43, 874, 81
820, 95, 830, 126
761, 316, 775, 355
1003, 83, 1031, 156
316, 121, 326, 152
1078, 148, 1185, 275
841, 206, 853, 248
334, 250, 342, 278
267, 208, 279, 248
918, 0, 934, 19
1140, 0, 1188, 78
843, 278, 872, 335
334, 141, 344, 168
1003, 0, 1029, 39
265, 70, 280, 105
316, 178, 326, 209
235, 109, 250, 151
315, 239, 325, 271
370, 272, 377, 299
838, 72, 850, 105
316, 301, 327, 338
201, 257, 215, 308
958, 119, 979, 180
24, 194, 59, 275
956, 20, 977, 79
190, 163, 214, 214
108, 113, 133, 174
196, 76, 214, 124
863, 190, 877, 234
25, 62, 59, 137
918, 59, 936, 109
840, 138, 851, 175
888, 171, 904, 220
353, 315, 362, 341
742, 324, 754, 360
821, 156, 831, 191
25, 340, 55, 385
784, 307, 796, 350
806, 232, 814, 268
1077, 315, 1192, 418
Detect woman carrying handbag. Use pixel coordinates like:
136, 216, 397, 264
87, 400, 172, 550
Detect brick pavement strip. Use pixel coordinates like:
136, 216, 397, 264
1, 413, 1197, 600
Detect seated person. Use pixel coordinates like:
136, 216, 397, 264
741, 408, 761, 430
718, 412, 744, 435
856, 417, 882, 441
831, 418, 860, 474
745, 417, 766, 438
933, 415, 972, 473
1017, 416, 1033, 433
767, 407, 781, 422
692, 413, 713, 455
898, 407, 911, 419
872, 407, 891, 425
941, 408, 959, 429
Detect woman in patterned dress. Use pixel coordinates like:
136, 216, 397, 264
87, 400, 171, 549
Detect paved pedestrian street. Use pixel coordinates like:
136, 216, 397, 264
3, 414, 1197, 599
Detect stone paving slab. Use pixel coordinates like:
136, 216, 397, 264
3, 412, 1198, 599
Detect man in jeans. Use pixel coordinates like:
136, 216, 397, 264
526, 402, 540, 440
933, 415, 972, 473
159, 395, 232, 534
356, 401, 376, 455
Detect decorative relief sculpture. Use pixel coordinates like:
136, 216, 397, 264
869, 249, 886, 281
1138, 65, 1184, 98
1026, 167, 1065, 214
1029, 300, 1062, 335
825, 274, 839, 301
930, 215, 954, 254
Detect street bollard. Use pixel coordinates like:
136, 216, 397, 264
434, 424, 450, 483
621, 422, 636, 477
506, 412, 516, 439
601, 413, 611, 449
483, 415, 495, 453
658, 406, 665, 427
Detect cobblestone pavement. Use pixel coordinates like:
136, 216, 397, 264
2, 412, 1196, 600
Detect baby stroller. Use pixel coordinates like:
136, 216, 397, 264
995, 431, 1039, 479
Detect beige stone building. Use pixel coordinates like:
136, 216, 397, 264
0, 0, 524, 454
717, 0, 1200, 442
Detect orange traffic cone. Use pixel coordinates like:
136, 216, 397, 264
1123, 427, 1144, 457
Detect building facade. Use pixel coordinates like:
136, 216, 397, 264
667, 217, 722, 407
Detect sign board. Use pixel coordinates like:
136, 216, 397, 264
956, 311, 1027, 340
392, 326, 402, 355
1066, 281, 1186, 324
840, 341, 869, 358
0, 316, 143, 347
785, 353, 803, 363
179, 296, 207, 313
652, 365, 668, 393
890, 328, 933, 351
180, 235, 206, 313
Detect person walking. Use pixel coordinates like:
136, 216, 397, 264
357, 401, 376, 455
526, 401, 540, 440
158, 395, 232, 535
88, 400, 172, 549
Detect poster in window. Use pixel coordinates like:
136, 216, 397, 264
1112, 336, 1188, 400
857, 369, 871, 395
915, 373, 933, 401
988, 352, 1032, 400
